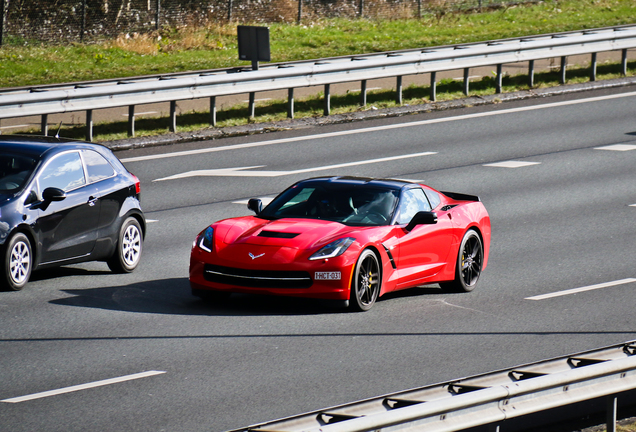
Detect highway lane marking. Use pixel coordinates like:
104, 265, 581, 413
594, 144, 636, 151
120, 90, 636, 163
0, 124, 30, 130
525, 278, 636, 301
146, 219, 159, 223
152, 151, 437, 181
123, 111, 158, 117
0, 370, 166, 403
483, 161, 541, 168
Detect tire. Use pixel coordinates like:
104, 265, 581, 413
107, 217, 143, 273
440, 229, 483, 293
2, 233, 32, 291
349, 249, 381, 311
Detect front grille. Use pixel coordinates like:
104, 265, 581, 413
204, 264, 312, 289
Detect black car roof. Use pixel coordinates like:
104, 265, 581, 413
297, 176, 416, 190
0, 136, 106, 158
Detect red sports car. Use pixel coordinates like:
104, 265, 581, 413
189, 176, 490, 311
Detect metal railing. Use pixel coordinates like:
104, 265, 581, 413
1, 24, 635, 141
226, 340, 636, 432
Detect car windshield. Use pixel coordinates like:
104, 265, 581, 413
260, 184, 400, 226
0, 154, 38, 193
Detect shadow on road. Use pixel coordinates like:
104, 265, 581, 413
48, 275, 449, 316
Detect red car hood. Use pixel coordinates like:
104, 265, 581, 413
218, 217, 353, 250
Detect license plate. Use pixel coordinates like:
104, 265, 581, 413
315, 271, 341, 280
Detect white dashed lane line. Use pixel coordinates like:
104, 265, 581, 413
1, 371, 166, 403
483, 161, 541, 168
595, 144, 636, 151
525, 278, 636, 301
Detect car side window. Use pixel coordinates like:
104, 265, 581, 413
424, 189, 441, 209
395, 188, 431, 225
38, 152, 86, 194
82, 150, 115, 183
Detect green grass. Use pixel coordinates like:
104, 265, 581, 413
2, 0, 635, 142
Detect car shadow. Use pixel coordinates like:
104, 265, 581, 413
50, 277, 359, 316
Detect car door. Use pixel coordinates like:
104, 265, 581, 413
391, 187, 454, 287
34, 151, 102, 265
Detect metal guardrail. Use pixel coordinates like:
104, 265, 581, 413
1, 24, 636, 141
227, 340, 636, 432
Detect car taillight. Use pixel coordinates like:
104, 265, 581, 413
131, 173, 141, 194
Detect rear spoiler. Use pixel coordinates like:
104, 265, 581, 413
441, 191, 481, 202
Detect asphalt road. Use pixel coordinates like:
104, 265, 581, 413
1, 86, 636, 432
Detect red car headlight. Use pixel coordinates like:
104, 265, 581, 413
196, 226, 214, 252
309, 237, 355, 261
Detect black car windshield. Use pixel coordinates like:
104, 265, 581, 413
260, 184, 400, 226
0, 154, 38, 193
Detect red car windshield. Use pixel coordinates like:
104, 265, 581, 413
260, 185, 400, 226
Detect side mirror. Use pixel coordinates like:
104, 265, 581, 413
247, 198, 262, 215
42, 187, 66, 202
405, 211, 437, 232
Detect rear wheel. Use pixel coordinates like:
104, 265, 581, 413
2, 233, 32, 291
349, 249, 381, 311
108, 217, 143, 273
440, 229, 483, 293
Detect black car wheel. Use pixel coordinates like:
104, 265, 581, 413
2, 233, 32, 291
108, 217, 143, 273
350, 249, 380, 311
441, 229, 483, 293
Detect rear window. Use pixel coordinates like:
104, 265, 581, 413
0, 154, 38, 192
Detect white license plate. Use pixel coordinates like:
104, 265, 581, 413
315, 271, 341, 280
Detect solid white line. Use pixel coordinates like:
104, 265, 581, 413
123, 111, 157, 117
0, 124, 30, 130
121, 91, 636, 163
525, 278, 636, 301
0, 370, 166, 403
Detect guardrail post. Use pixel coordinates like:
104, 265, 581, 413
528, 60, 535, 87
590, 53, 597, 81
248, 92, 256, 119
463, 68, 470, 95
86, 110, 93, 142
228, 0, 233, 21
622, 49, 628, 76
288, 88, 294, 119
560, 56, 567, 84
156, 0, 161, 31
488, 423, 500, 432
127, 106, 135, 137
210, 97, 217, 127
297, 0, 302, 24
360, 80, 367, 107
0, 0, 5, 46
324, 84, 331, 116
41, 115, 48, 136
606, 395, 618, 432
396, 76, 403, 105
496, 64, 503, 93
170, 101, 177, 132
80, 0, 87, 43
430, 72, 437, 102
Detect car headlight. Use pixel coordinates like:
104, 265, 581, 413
197, 226, 214, 252
309, 237, 355, 261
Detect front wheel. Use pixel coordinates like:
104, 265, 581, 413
440, 229, 483, 293
108, 217, 143, 273
2, 233, 33, 291
349, 249, 381, 311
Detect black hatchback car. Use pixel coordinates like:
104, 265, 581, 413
0, 136, 145, 291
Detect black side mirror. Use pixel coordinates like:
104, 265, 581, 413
405, 211, 437, 232
247, 198, 262, 215
42, 187, 66, 202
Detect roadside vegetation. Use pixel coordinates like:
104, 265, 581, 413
1, 0, 635, 141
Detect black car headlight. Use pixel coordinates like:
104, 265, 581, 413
197, 226, 214, 252
309, 237, 355, 261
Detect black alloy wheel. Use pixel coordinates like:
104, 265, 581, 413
2, 233, 32, 291
441, 229, 483, 293
350, 249, 381, 311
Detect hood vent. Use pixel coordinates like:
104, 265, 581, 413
258, 231, 300, 239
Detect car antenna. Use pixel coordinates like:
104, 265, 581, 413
55, 121, 63, 139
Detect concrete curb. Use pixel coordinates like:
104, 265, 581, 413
104, 76, 636, 152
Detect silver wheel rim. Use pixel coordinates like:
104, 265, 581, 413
122, 224, 141, 267
10, 241, 30, 284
